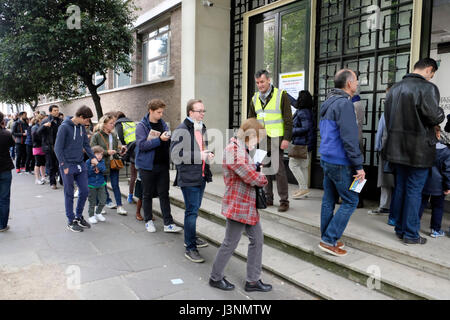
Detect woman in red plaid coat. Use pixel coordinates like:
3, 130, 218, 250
209, 118, 273, 292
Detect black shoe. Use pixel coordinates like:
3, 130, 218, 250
74, 217, 91, 229
395, 233, 403, 240
184, 249, 205, 263
67, 222, 84, 233
209, 277, 235, 291
184, 238, 209, 248
403, 236, 427, 244
244, 279, 272, 292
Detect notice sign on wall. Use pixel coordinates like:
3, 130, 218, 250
279, 71, 305, 114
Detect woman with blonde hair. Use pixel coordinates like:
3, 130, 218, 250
209, 118, 272, 292
90, 114, 127, 218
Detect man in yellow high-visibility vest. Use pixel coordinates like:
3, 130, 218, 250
248, 70, 293, 212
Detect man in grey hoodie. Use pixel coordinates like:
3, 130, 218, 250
54, 106, 98, 232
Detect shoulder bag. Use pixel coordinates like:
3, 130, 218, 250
99, 133, 124, 170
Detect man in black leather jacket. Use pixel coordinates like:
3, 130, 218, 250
383, 58, 445, 245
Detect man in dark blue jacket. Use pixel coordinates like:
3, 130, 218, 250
54, 105, 97, 233
318, 69, 365, 257
171, 99, 213, 263
135, 99, 182, 234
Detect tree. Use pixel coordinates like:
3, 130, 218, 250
0, 0, 137, 118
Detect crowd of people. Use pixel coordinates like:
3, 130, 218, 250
0, 57, 448, 293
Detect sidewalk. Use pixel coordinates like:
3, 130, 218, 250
0, 172, 314, 300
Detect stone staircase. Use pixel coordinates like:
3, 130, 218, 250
118, 171, 450, 300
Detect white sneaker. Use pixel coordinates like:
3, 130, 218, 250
95, 213, 106, 222
35, 179, 44, 185
117, 206, 127, 215
88, 216, 98, 224
44, 177, 50, 184
74, 189, 79, 198
145, 220, 156, 233
164, 224, 182, 233
105, 202, 117, 209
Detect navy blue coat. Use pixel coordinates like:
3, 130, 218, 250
291, 108, 315, 151
422, 144, 450, 196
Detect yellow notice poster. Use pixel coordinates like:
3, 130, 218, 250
279, 71, 305, 114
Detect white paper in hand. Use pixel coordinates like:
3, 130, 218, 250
349, 178, 367, 193
253, 149, 267, 165
147, 129, 161, 141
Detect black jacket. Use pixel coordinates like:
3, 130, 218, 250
11, 119, 28, 144
383, 73, 445, 168
0, 128, 15, 172
422, 143, 450, 195
37, 115, 62, 152
170, 118, 212, 187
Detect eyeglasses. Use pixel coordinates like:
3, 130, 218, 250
192, 110, 206, 114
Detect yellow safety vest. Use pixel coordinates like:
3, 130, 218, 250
122, 121, 136, 145
253, 87, 284, 138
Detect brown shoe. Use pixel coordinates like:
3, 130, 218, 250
337, 241, 344, 249
136, 212, 143, 221
278, 203, 289, 212
318, 242, 347, 257
51, 185, 57, 190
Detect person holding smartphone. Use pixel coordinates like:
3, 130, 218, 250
171, 99, 214, 263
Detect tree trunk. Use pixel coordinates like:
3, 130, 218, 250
81, 74, 105, 119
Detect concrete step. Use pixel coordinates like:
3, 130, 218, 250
150, 197, 392, 300
166, 187, 450, 300
190, 181, 450, 282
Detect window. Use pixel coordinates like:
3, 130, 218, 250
142, 23, 170, 82
114, 55, 132, 88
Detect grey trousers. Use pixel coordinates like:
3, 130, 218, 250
380, 187, 392, 210
88, 186, 107, 217
210, 219, 263, 283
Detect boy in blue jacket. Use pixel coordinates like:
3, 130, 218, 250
418, 126, 450, 238
87, 145, 107, 224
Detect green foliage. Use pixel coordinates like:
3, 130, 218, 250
0, 0, 137, 116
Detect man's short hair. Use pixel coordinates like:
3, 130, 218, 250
334, 69, 355, 89
18, 111, 27, 117
49, 104, 59, 112
147, 99, 166, 111
75, 105, 93, 119
92, 145, 105, 155
255, 69, 270, 79
414, 58, 438, 72
186, 99, 203, 116
116, 111, 126, 119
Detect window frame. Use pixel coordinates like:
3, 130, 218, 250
142, 22, 171, 82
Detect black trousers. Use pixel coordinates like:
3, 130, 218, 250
15, 143, 26, 169
139, 165, 174, 225
45, 150, 59, 186
25, 145, 35, 172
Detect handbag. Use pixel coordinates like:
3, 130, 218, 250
288, 144, 308, 159
255, 186, 267, 209
32, 147, 45, 156
110, 158, 124, 170
99, 132, 124, 170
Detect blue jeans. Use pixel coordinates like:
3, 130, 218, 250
320, 160, 359, 246
419, 194, 445, 232
391, 164, 429, 240
60, 163, 89, 224
181, 179, 206, 250
104, 169, 122, 206
0, 170, 12, 229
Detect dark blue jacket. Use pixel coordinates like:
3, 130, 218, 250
87, 159, 106, 188
422, 143, 450, 196
54, 117, 95, 170
135, 114, 169, 171
25, 126, 33, 145
319, 89, 363, 169
292, 108, 315, 151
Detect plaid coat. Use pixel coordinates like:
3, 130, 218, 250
221, 138, 268, 225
